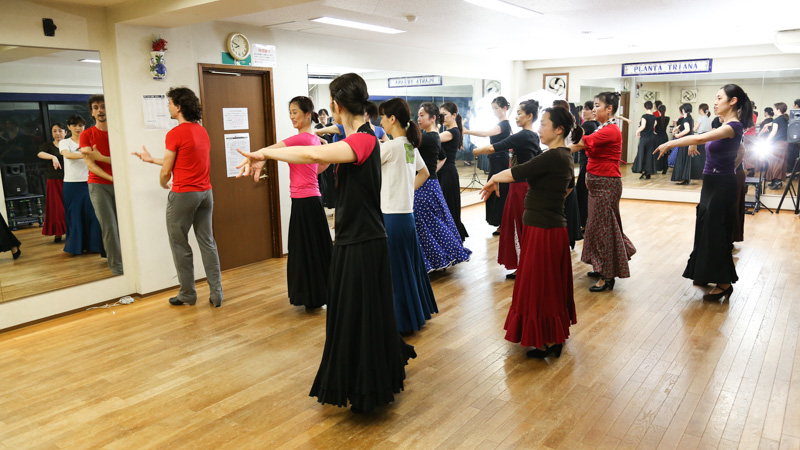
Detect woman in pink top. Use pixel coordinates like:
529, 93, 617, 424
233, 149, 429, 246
251, 96, 332, 310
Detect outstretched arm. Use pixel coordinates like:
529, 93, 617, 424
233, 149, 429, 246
464, 124, 502, 137
237, 141, 358, 182
655, 123, 736, 158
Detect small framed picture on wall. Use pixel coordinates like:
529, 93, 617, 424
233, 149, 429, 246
543, 73, 569, 100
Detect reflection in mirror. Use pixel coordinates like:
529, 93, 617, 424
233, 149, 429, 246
0, 46, 122, 302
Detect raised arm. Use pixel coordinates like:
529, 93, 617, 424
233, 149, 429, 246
314, 125, 341, 136
37, 150, 61, 170
655, 123, 736, 158
464, 124, 502, 137
237, 140, 358, 181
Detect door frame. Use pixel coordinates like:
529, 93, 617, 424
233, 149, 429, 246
197, 63, 282, 257
620, 91, 631, 163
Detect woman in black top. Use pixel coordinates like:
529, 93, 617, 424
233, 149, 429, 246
578, 100, 601, 227
671, 103, 695, 185
0, 214, 22, 259
632, 101, 658, 179
766, 102, 789, 189
479, 107, 580, 359
438, 102, 468, 241
36, 122, 67, 242
474, 100, 542, 278
238, 73, 415, 414
465, 96, 512, 233
654, 105, 670, 174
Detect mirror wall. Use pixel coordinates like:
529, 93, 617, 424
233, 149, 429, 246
0, 46, 122, 302
307, 65, 500, 200
580, 69, 800, 197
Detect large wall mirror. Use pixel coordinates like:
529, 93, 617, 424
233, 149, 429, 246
579, 69, 800, 199
307, 65, 501, 207
0, 45, 123, 302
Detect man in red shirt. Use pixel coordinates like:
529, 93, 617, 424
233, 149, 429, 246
132, 88, 223, 307
80, 95, 123, 275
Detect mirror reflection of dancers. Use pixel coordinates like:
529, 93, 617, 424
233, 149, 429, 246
465, 96, 512, 235
479, 107, 579, 359
0, 213, 22, 259
654, 105, 670, 175
474, 100, 542, 279
237, 73, 415, 414
570, 92, 636, 292
655, 84, 752, 301
764, 102, 789, 190
438, 102, 469, 241
37, 123, 67, 243
415, 103, 472, 272
378, 98, 438, 335
671, 104, 695, 185
632, 101, 658, 179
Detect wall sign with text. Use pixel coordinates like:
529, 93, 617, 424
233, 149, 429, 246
388, 75, 443, 88
622, 59, 712, 77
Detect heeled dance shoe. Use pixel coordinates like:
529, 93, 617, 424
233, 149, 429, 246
703, 285, 733, 301
589, 278, 615, 292
527, 343, 563, 359
12, 247, 21, 260
587, 271, 602, 278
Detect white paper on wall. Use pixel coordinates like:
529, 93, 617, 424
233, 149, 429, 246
142, 94, 178, 130
224, 133, 251, 178
251, 44, 277, 68
223, 107, 249, 130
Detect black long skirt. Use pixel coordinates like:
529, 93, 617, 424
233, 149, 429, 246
437, 165, 468, 241
577, 153, 588, 228
671, 147, 692, 182
632, 134, 658, 175
486, 153, 509, 226
287, 196, 332, 308
682, 174, 738, 285
655, 134, 670, 173
310, 238, 416, 411
732, 166, 746, 243
565, 189, 583, 249
0, 214, 21, 252
690, 145, 706, 180
320, 165, 337, 208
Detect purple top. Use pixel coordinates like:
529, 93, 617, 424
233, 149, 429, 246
703, 121, 744, 176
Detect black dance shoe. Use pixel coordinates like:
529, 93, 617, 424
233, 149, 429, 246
54, 235, 62, 243
589, 278, 615, 292
527, 343, 563, 359
12, 247, 21, 260
639, 173, 646, 179
169, 296, 196, 306
770, 181, 783, 190
703, 285, 733, 301
506, 271, 517, 280
677, 180, 689, 185
645, 174, 651, 179
210, 298, 223, 308
587, 271, 602, 278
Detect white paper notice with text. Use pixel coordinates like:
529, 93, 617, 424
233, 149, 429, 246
224, 133, 250, 177
223, 108, 249, 131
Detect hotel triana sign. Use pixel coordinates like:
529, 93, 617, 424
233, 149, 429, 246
622, 59, 712, 77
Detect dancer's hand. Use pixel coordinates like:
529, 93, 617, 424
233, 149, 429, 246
688, 145, 699, 157
132, 146, 154, 163
51, 158, 62, 170
653, 143, 670, 159
235, 148, 267, 181
479, 179, 499, 201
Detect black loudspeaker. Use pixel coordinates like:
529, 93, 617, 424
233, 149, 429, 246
1, 164, 28, 196
788, 109, 800, 143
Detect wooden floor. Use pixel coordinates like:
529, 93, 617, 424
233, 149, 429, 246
1, 200, 799, 449
0, 225, 115, 302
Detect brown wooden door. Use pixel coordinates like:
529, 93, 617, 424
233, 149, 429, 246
620, 92, 631, 162
199, 64, 281, 270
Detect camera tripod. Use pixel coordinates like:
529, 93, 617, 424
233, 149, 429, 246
776, 156, 800, 215
745, 157, 773, 215
461, 156, 484, 192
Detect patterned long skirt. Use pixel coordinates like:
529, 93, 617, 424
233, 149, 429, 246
413, 178, 471, 272
581, 174, 636, 279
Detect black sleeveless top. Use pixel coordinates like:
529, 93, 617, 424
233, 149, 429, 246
640, 114, 657, 137
419, 131, 445, 180
441, 127, 461, 168
334, 123, 385, 245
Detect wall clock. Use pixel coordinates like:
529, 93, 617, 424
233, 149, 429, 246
227, 33, 251, 61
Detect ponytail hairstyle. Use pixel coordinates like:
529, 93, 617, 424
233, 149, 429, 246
365, 102, 379, 123
545, 107, 583, 144
440, 102, 463, 148
774, 102, 789, 120
654, 100, 663, 110
595, 92, 621, 114
699, 103, 710, 117
680, 103, 692, 118
519, 99, 540, 124
329, 73, 369, 117
720, 84, 753, 128
379, 98, 422, 148
419, 101, 439, 129
657, 104, 668, 128
289, 95, 318, 124
764, 107, 774, 118
644, 100, 653, 110
583, 100, 594, 111
492, 96, 510, 109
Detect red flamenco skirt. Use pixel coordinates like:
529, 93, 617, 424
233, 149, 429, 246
43, 179, 66, 236
497, 182, 527, 270
504, 225, 576, 348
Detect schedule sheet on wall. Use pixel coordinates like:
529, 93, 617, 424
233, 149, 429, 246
142, 94, 178, 130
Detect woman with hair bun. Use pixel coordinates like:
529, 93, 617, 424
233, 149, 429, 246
480, 106, 578, 358
571, 92, 636, 292
466, 96, 512, 234
378, 98, 437, 335
671, 103, 695, 185
474, 100, 542, 278
654, 105, 670, 174
414, 102, 472, 272
238, 75, 415, 413
438, 102, 468, 241
632, 101, 658, 179
656, 84, 752, 301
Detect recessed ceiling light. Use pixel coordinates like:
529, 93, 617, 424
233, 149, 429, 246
79, 59, 101, 63
462, 0, 543, 18
311, 17, 405, 34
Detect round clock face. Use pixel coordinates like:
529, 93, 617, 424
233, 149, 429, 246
228, 34, 250, 60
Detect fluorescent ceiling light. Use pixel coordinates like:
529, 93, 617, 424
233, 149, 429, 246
79, 58, 101, 63
311, 17, 405, 34
462, 0, 542, 18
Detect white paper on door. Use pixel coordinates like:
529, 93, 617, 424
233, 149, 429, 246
224, 133, 251, 178
222, 107, 249, 130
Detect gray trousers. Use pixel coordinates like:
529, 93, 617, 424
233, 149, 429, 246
166, 189, 223, 304
88, 183, 123, 275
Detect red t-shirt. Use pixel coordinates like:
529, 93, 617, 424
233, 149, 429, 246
744, 113, 758, 136
79, 126, 113, 185
583, 124, 622, 178
653, 111, 661, 118
165, 122, 213, 193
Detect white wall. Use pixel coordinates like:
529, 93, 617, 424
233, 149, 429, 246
0, 61, 103, 94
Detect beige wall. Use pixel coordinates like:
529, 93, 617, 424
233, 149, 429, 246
0, 0, 513, 330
